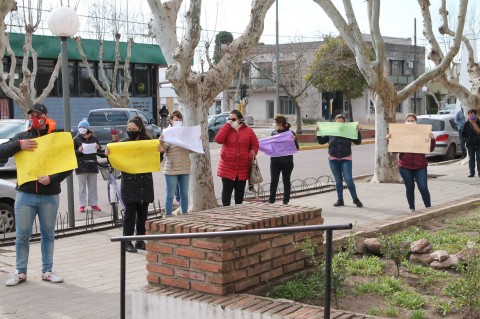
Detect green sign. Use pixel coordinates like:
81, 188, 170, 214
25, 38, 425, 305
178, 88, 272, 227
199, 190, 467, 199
316, 122, 359, 139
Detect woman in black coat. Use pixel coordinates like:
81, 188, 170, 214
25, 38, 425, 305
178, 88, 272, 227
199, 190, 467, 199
106, 116, 154, 253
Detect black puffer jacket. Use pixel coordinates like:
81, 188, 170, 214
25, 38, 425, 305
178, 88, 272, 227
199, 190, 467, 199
118, 137, 154, 204
0, 125, 72, 195
316, 132, 362, 158
461, 119, 480, 148
73, 133, 100, 174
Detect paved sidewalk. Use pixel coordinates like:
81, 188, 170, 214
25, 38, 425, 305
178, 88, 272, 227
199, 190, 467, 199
0, 161, 478, 319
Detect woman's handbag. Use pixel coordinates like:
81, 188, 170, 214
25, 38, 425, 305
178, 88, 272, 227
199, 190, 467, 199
249, 156, 263, 184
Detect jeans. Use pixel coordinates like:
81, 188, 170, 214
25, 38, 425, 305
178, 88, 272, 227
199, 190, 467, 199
328, 159, 358, 201
77, 173, 98, 206
14, 191, 59, 274
165, 174, 189, 215
269, 159, 294, 204
467, 147, 480, 175
123, 202, 149, 236
398, 167, 431, 210
221, 178, 247, 206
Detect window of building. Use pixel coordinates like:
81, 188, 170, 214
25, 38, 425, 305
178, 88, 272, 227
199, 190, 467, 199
396, 102, 402, 113
280, 96, 295, 115
79, 62, 96, 96
35, 60, 56, 97
257, 62, 273, 79
390, 60, 404, 76
133, 65, 150, 96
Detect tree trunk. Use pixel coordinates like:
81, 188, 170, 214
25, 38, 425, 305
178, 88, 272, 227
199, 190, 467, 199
295, 102, 303, 134
371, 96, 400, 183
179, 97, 219, 211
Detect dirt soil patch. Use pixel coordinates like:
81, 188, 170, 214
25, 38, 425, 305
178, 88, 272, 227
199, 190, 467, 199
263, 207, 480, 319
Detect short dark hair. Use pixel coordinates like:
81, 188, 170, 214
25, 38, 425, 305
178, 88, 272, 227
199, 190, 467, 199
170, 110, 183, 120
468, 109, 477, 115
334, 114, 346, 121
405, 113, 417, 121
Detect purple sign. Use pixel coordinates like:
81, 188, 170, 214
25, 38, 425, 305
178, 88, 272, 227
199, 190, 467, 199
259, 131, 298, 157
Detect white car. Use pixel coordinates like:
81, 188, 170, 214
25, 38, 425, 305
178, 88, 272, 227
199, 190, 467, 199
0, 119, 30, 171
437, 103, 456, 115
417, 114, 462, 160
0, 178, 16, 233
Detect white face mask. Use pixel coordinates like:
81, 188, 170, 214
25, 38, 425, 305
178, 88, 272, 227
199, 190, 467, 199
78, 128, 88, 134
405, 121, 416, 125
172, 121, 183, 127
273, 123, 277, 129
231, 121, 239, 128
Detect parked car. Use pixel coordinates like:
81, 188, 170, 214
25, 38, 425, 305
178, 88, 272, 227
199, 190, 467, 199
0, 119, 30, 171
437, 103, 456, 115
207, 112, 254, 142
0, 178, 16, 234
417, 114, 462, 160
86, 108, 161, 146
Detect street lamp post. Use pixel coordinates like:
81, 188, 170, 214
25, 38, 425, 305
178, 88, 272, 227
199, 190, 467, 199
47, 7, 80, 228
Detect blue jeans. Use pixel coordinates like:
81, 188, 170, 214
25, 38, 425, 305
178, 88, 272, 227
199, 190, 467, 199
165, 174, 189, 215
398, 167, 431, 210
14, 191, 59, 274
328, 159, 358, 201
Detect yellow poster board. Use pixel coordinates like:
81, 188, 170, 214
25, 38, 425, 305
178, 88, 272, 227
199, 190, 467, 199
107, 140, 160, 174
14, 132, 78, 186
388, 123, 432, 154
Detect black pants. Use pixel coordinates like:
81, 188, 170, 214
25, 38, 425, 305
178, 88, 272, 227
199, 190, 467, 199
269, 159, 294, 204
221, 178, 247, 206
467, 147, 480, 175
123, 202, 149, 236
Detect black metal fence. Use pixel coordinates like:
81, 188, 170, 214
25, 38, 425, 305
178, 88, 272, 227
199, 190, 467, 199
111, 223, 352, 319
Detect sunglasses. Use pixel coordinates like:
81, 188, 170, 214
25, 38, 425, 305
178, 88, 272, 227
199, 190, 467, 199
228, 118, 238, 121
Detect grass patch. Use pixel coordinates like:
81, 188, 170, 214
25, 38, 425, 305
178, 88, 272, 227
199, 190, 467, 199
347, 255, 385, 276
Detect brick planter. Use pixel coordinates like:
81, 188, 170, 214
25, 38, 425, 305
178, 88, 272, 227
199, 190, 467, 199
145, 202, 324, 295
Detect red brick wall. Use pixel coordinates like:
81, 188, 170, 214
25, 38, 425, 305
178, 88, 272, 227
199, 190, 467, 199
145, 202, 324, 295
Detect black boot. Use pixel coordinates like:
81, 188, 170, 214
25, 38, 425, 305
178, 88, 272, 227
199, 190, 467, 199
333, 199, 344, 207
125, 241, 137, 253
135, 241, 146, 250
353, 198, 363, 208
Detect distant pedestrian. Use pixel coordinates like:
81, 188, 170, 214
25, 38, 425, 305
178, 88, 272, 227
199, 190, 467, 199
461, 109, 480, 177
0, 103, 71, 286
73, 118, 101, 213
268, 115, 299, 205
454, 105, 467, 158
105, 116, 156, 253
387, 113, 435, 213
316, 114, 363, 208
215, 110, 259, 206
159, 110, 191, 216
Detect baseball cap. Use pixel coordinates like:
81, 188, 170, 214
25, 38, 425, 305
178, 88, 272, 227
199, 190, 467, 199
27, 103, 48, 115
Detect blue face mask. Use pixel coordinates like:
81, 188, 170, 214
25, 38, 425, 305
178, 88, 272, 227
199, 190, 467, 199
469, 115, 477, 121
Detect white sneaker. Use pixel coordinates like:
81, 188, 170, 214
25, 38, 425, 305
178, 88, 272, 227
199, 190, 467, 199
407, 209, 415, 214
42, 271, 64, 283
5, 270, 27, 286
172, 207, 182, 216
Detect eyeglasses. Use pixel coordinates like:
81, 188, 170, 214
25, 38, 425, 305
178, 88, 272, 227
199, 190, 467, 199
228, 118, 238, 121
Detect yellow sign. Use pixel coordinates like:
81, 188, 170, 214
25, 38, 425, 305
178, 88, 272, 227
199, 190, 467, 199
388, 123, 432, 154
14, 132, 78, 186
107, 140, 160, 174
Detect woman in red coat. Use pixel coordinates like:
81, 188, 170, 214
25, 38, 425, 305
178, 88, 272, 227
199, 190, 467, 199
215, 110, 259, 206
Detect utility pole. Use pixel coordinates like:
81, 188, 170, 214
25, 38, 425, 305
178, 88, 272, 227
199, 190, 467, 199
274, 0, 280, 117
413, 18, 417, 114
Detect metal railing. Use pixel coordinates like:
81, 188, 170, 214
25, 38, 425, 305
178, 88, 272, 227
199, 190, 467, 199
111, 223, 352, 319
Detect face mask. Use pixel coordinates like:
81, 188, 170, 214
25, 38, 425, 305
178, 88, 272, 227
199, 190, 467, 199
469, 115, 477, 121
405, 121, 416, 125
231, 121, 239, 128
273, 123, 277, 129
127, 130, 140, 139
172, 121, 183, 127
78, 128, 87, 135
30, 116, 46, 129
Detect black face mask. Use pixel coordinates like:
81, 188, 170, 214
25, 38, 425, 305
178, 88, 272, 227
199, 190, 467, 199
127, 130, 140, 139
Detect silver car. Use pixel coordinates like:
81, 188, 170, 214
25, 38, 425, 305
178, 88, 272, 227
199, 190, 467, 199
0, 119, 29, 171
417, 114, 462, 160
0, 178, 16, 233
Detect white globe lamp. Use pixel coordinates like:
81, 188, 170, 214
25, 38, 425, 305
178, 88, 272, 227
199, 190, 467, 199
47, 7, 80, 37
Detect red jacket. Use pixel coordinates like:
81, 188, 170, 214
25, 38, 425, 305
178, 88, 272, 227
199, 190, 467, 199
398, 139, 435, 170
215, 123, 259, 181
